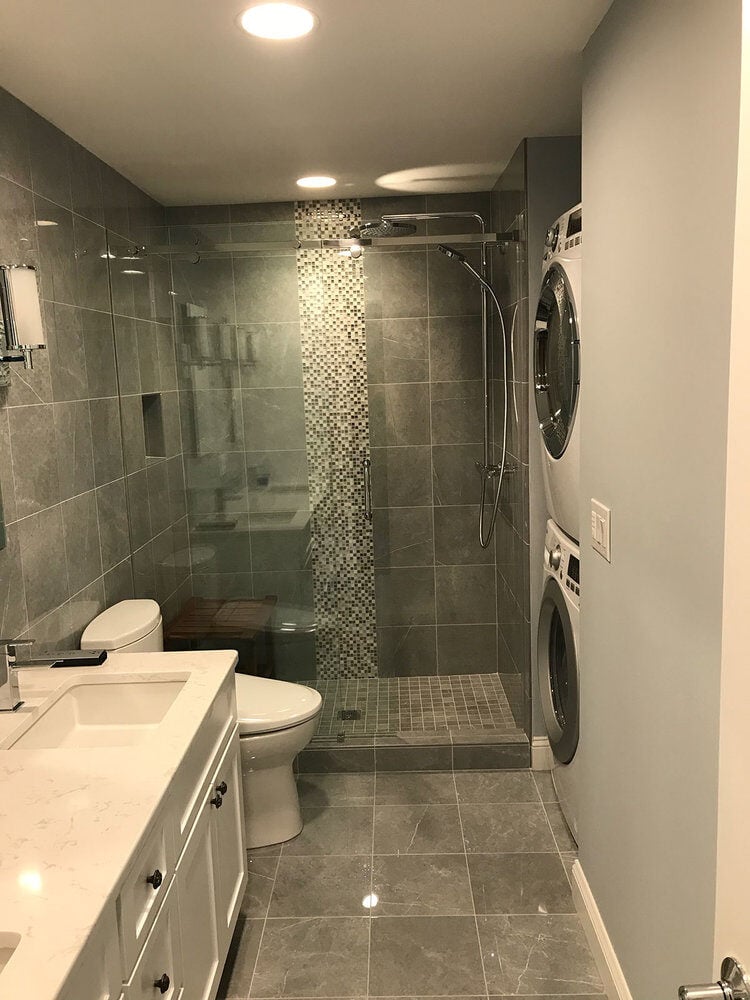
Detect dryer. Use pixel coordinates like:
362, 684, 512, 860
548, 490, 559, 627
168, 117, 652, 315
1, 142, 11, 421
537, 518, 580, 843
534, 204, 582, 543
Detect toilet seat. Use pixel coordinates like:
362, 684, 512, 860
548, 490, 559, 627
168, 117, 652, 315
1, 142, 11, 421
235, 674, 322, 737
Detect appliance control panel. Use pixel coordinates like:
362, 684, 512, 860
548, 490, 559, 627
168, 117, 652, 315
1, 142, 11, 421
544, 520, 581, 606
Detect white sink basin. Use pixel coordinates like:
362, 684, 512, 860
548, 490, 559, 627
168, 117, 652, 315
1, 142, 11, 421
11, 680, 186, 750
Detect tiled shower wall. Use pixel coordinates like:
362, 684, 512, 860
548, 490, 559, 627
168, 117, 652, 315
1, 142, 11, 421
0, 86, 190, 648
364, 194, 501, 677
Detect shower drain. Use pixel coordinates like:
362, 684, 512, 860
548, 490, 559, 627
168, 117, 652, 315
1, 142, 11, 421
338, 708, 361, 721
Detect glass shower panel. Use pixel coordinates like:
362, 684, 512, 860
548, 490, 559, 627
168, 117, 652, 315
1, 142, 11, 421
164, 220, 315, 680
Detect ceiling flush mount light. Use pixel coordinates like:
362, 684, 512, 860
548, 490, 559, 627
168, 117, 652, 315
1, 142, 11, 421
296, 175, 336, 189
239, 3, 317, 40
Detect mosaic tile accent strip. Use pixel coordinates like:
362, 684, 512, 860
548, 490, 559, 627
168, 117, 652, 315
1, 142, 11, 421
295, 199, 377, 678
307, 673, 524, 738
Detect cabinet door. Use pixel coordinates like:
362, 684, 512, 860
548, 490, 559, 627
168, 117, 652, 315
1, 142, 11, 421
210, 735, 247, 949
125, 880, 183, 1000
177, 799, 221, 1000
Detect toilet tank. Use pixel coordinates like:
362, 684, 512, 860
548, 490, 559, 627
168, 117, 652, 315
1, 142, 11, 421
81, 600, 164, 653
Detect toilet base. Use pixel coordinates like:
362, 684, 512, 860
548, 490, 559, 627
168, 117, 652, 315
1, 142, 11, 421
238, 714, 320, 849
241, 760, 302, 848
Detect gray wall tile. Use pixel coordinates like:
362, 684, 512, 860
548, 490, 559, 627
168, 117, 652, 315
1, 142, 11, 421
435, 565, 496, 624
62, 492, 102, 595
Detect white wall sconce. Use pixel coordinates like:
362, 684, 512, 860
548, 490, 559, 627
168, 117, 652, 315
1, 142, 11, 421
0, 265, 46, 370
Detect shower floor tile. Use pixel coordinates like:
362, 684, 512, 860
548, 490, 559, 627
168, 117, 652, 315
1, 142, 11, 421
308, 672, 524, 740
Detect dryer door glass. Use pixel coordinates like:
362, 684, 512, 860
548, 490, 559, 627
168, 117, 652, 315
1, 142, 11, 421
534, 264, 580, 459
548, 606, 569, 728
537, 578, 579, 764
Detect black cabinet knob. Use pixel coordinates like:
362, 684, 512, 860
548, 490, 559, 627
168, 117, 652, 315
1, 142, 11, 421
153, 972, 170, 994
146, 868, 163, 890
216, 781, 228, 795
210, 793, 223, 809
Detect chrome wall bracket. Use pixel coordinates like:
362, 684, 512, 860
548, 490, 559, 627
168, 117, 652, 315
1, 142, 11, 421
679, 957, 750, 1000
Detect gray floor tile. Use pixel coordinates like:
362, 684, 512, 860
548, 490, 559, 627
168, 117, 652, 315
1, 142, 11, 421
544, 800, 578, 851
455, 770, 538, 803
242, 856, 278, 917
375, 772, 458, 805
250, 917, 369, 997
217, 916, 264, 999
374, 804, 464, 855
297, 773, 375, 807
460, 803, 556, 853
248, 843, 282, 859
372, 854, 473, 915
369, 916, 486, 996
478, 914, 604, 995
467, 853, 574, 914
269, 856, 372, 917
282, 807, 374, 856
532, 770, 557, 801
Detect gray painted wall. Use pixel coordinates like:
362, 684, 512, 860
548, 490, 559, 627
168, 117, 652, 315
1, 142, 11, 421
578, 2, 740, 997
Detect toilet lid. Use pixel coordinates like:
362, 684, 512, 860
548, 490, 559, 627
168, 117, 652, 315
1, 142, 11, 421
235, 673, 322, 735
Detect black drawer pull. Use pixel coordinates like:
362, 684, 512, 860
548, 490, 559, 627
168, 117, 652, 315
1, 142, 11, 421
146, 868, 163, 890
154, 972, 170, 994
210, 793, 223, 809
216, 781, 227, 795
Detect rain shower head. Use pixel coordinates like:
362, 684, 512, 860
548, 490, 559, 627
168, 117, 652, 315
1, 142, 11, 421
438, 244, 467, 263
351, 219, 418, 239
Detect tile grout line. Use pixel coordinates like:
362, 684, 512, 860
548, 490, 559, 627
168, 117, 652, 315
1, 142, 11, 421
451, 768, 490, 1000
245, 845, 282, 999
367, 767, 377, 1000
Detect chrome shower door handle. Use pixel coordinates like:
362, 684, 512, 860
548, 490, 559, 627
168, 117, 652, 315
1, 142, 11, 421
363, 457, 373, 522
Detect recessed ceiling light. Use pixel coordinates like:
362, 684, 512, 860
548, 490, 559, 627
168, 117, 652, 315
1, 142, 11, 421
296, 175, 336, 189
239, 3, 317, 40
35, 219, 58, 227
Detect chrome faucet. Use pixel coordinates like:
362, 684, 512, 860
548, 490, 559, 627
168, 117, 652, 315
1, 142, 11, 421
0, 639, 37, 712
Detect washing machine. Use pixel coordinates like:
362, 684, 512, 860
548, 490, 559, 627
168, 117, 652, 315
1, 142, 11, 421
534, 204, 582, 543
537, 518, 581, 843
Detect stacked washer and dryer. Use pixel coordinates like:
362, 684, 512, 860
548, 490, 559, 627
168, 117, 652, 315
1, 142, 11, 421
533, 204, 582, 842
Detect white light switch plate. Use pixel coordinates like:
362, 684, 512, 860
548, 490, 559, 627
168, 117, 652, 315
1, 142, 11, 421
591, 499, 611, 562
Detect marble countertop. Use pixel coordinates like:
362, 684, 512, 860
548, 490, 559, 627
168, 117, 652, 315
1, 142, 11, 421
0, 649, 238, 1000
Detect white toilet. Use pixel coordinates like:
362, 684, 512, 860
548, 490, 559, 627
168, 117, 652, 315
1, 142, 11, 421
81, 599, 323, 848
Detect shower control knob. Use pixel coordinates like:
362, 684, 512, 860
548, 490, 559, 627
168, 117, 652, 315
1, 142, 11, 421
549, 545, 562, 571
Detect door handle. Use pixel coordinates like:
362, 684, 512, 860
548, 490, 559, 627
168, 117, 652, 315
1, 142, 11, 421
679, 957, 750, 1000
362, 457, 372, 522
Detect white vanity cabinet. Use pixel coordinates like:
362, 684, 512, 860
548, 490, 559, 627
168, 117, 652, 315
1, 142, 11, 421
177, 737, 245, 1000
56, 676, 247, 1000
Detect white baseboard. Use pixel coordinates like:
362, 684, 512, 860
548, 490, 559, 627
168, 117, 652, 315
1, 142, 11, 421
531, 736, 554, 770
571, 859, 633, 1000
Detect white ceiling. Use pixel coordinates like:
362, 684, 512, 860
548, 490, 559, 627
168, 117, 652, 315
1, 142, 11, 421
0, 0, 611, 205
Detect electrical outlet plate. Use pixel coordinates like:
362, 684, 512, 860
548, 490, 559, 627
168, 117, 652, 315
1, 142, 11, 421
591, 499, 611, 562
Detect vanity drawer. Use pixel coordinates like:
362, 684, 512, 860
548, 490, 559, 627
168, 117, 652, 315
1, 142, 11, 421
123, 878, 183, 1000
118, 814, 176, 971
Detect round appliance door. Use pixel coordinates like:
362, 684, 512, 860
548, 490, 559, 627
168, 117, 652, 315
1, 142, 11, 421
534, 264, 580, 459
537, 577, 579, 763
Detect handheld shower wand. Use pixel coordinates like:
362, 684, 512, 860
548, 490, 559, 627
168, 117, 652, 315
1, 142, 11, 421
438, 244, 510, 549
